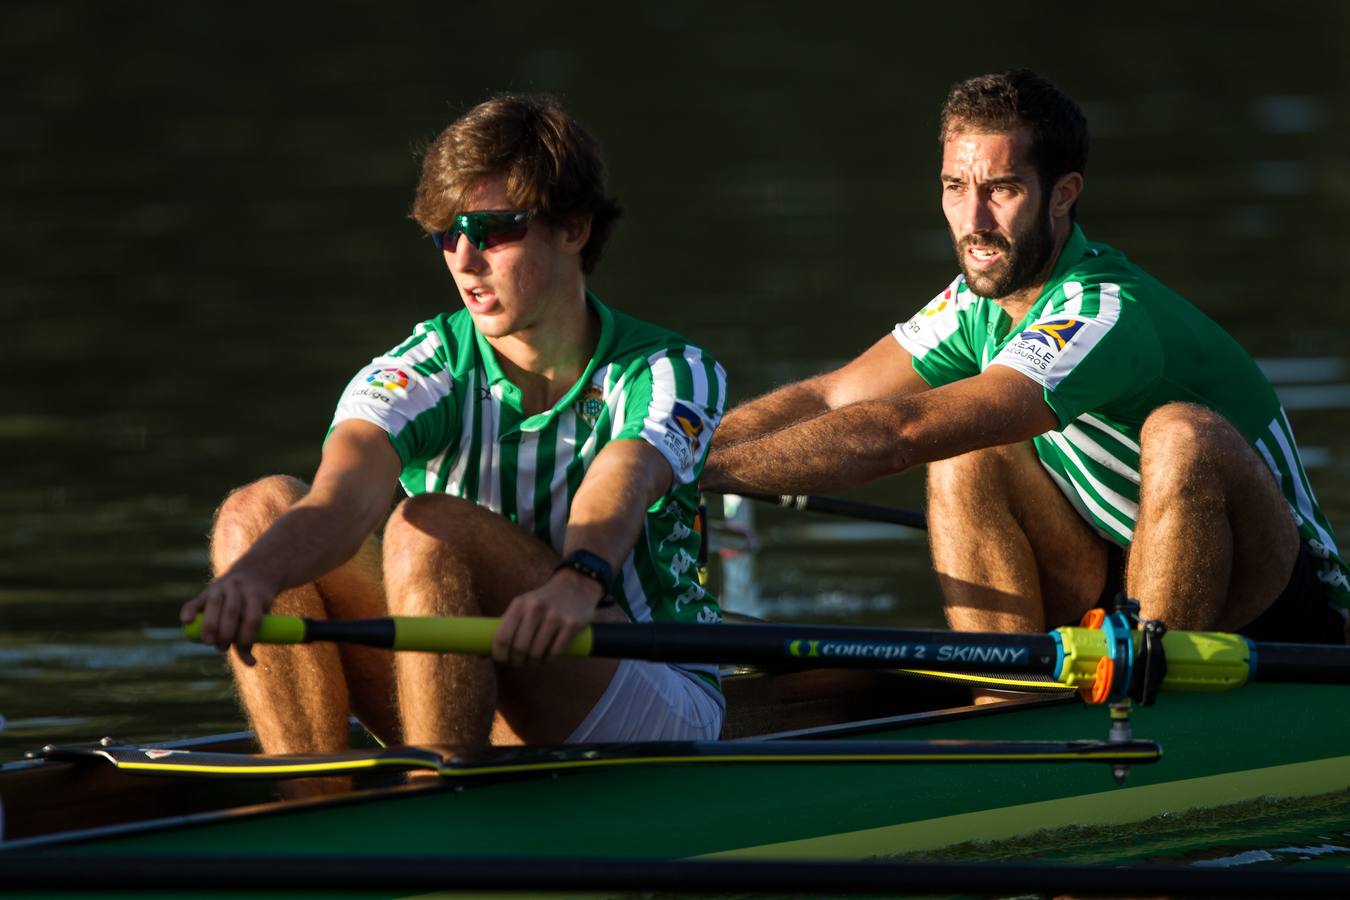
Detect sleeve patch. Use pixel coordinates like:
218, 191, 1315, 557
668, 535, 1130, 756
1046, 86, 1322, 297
994, 316, 1097, 387
348, 366, 412, 405
893, 279, 966, 358
658, 400, 705, 470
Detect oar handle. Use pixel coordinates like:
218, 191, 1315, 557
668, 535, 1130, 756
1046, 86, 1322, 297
183, 614, 595, 656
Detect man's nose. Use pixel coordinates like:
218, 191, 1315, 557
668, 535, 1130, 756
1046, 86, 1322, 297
446, 237, 486, 273
962, 193, 997, 236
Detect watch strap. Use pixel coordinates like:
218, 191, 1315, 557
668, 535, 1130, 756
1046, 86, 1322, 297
553, 550, 614, 606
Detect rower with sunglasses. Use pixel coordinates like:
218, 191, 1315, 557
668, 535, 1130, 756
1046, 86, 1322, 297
182, 94, 727, 765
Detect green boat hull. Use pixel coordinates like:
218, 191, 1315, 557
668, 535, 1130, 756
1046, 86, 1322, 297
7, 680, 1348, 863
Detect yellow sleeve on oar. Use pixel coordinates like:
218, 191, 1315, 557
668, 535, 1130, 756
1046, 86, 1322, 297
1055, 626, 1252, 693
388, 616, 594, 655
183, 614, 596, 657
182, 616, 308, 645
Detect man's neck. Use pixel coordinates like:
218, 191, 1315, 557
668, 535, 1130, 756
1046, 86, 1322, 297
489, 290, 598, 415
992, 220, 1074, 324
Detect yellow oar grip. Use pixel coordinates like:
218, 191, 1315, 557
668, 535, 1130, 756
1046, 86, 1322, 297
1056, 626, 1251, 693
1158, 630, 1251, 690
388, 617, 593, 656
182, 614, 309, 644
186, 614, 594, 656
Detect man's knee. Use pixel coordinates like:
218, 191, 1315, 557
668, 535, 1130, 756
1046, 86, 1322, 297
382, 494, 484, 579
210, 475, 308, 568
1139, 403, 1242, 470
927, 443, 1029, 511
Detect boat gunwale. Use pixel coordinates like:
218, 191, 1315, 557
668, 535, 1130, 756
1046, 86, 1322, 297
0, 687, 1067, 852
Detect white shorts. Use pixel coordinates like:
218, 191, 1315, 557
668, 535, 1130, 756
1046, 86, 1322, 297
566, 660, 725, 743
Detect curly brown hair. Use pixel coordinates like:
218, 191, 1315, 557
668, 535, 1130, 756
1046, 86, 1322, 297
939, 70, 1088, 214
412, 94, 622, 274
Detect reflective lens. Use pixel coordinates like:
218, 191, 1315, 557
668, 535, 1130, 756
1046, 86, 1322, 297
431, 210, 532, 252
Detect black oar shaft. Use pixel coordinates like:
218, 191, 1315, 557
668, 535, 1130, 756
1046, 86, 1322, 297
1253, 641, 1350, 683
588, 621, 1060, 674
736, 492, 927, 529
304, 617, 396, 648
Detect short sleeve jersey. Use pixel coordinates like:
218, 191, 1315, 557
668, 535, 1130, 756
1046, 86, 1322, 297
331, 293, 728, 692
893, 225, 1350, 607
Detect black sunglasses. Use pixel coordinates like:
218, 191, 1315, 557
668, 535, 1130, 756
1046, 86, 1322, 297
431, 210, 534, 252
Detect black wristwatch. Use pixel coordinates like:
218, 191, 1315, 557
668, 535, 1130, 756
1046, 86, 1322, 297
553, 550, 615, 606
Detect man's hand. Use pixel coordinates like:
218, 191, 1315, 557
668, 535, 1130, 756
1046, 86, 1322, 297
178, 422, 402, 668
492, 568, 605, 666
180, 567, 282, 667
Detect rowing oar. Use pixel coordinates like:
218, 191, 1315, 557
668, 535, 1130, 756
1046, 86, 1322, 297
731, 491, 927, 529
184, 614, 1350, 700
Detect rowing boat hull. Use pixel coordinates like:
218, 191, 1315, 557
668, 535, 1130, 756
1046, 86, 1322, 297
4, 674, 1348, 867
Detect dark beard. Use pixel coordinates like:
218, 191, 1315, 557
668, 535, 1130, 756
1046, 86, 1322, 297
951, 205, 1055, 299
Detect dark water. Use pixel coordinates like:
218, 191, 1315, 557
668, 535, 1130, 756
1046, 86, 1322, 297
4, 1, 1350, 866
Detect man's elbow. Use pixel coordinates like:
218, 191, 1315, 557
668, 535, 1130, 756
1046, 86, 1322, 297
846, 418, 917, 478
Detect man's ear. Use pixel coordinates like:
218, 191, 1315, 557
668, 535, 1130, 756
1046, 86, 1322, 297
560, 215, 592, 253
1051, 172, 1084, 219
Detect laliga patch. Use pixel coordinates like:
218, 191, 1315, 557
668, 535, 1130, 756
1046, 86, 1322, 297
574, 384, 605, 428
919, 287, 953, 317
366, 367, 410, 391
897, 284, 965, 354
349, 366, 411, 405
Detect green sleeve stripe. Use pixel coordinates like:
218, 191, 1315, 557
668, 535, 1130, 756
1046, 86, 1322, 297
411, 358, 445, 377
1077, 284, 1102, 318
703, 356, 722, 415
668, 346, 695, 403
389, 330, 429, 358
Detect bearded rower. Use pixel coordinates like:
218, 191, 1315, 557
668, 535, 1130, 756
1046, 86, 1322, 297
703, 69, 1348, 642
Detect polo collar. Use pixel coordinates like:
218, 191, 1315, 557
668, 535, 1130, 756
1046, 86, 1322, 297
472, 291, 615, 431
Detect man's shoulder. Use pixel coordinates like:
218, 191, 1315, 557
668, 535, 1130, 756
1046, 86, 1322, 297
601, 302, 721, 370
1052, 234, 1169, 300
1039, 234, 1187, 325
382, 310, 477, 370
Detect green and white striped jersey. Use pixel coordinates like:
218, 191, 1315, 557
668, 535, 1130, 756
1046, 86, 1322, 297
332, 292, 727, 693
894, 225, 1350, 607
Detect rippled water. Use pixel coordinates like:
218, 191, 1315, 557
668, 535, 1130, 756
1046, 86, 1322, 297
3, 9, 1349, 860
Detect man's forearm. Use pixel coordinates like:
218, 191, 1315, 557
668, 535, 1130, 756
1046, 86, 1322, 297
226, 491, 387, 592
562, 440, 671, 572
712, 379, 831, 448
704, 400, 913, 495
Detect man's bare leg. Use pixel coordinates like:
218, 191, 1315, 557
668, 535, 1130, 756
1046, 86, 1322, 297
210, 475, 399, 754
1128, 403, 1299, 630
381, 494, 621, 748
927, 441, 1110, 633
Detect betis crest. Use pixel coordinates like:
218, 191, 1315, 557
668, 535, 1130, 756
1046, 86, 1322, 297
575, 384, 605, 427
